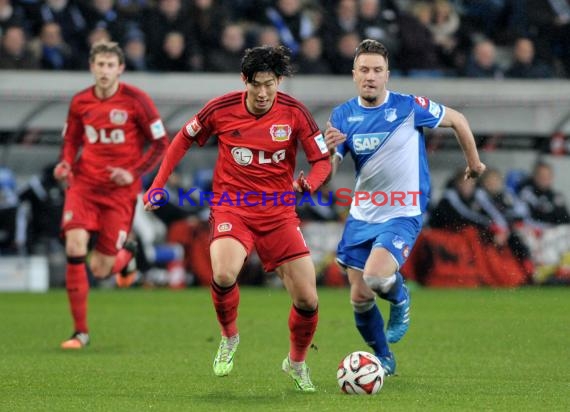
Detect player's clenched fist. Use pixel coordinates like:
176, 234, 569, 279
293, 170, 312, 193
53, 161, 73, 184
324, 121, 347, 151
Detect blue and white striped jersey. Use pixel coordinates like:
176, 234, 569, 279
331, 91, 445, 223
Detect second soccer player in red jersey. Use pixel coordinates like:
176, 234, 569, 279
53, 41, 168, 349
144, 46, 331, 391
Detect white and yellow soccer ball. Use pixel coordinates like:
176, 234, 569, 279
337, 351, 385, 395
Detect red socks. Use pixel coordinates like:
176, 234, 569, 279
110, 248, 134, 274
65, 256, 89, 333
211, 281, 240, 337
288, 305, 318, 362
210, 281, 318, 361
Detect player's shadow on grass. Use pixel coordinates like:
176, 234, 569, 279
192, 391, 285, 405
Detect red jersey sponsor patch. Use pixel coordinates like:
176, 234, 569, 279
414, 96, 429, 109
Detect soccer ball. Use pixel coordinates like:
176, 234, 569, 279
337, 351, 385, 395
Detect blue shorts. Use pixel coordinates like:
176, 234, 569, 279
336, 215, 423, 271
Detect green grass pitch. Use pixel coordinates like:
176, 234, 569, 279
1, 287, 569, 411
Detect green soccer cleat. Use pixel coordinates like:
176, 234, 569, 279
281, 356, 316, 392
213, 335, 239, 377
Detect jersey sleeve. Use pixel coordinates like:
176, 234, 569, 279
181, 98, 218, 146
411, 95, 446, 129
296, 104, 329, 162
60, 96, 84, 164
129, 91, 169, 177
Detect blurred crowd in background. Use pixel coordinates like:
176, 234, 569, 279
1, 0, 570, 290
1, 0, 570, 78
1, 158, 569, 289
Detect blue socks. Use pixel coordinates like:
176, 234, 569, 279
354, 304, 391, 358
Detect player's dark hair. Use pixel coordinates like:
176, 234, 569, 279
354, 39, 389, 66
89, 41, 125, 65
241, 45, 294, 82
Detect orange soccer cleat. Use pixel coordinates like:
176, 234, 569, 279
60, 332, 90, 349
115, 270, 137, 288
115, 241, 138, 288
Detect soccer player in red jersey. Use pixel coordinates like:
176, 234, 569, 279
144, 46, 331, 391
53, 41, 168, 349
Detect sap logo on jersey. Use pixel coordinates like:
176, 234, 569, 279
353, 133, 388, 154
231, 147, 286, 166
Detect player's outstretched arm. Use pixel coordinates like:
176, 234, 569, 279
439, 107, 486, 180
143, 130, 194, 211
293, 157, 332, 193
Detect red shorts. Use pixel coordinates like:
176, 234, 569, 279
209, 210, 310, 272
62, 183, 137, 255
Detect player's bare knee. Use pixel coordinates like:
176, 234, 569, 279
363, 273, 396, 294
350, 285, 375, 304
293, 294, 318, 311
89, 260, 110, 279
351, 298, 375, 313
65, 240, 87, 257
213, 270, 238, 287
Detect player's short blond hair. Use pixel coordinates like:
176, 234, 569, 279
354, 39, 389, 67
89, 41, 125, 65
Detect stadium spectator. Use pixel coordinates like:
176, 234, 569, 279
516, 161, 570, 283
0, 167, 25, 255
505, 37, 554, 79
0, 24, 39, 69
397, 1, 445, 76
294, 35, 331, 74
143, 45, 331, 392
525, 0, 570, 77
190, 0, 230, 53
358, 0, 400, 58
113, 0, 151, 21
430, 170, 489, 232
474, 168, 533, 273
322, 0, 359, 62
122, 29, 147, 71
75, 26, 112, 69
254, 25, 281, 48
324, 39, 485, 375
35, 22, 77, 70
18, 162, 65, 254
517, 161, 570, 226
28, 0, 88, 56
330, 31, 361, 74
151, 31, 192, 72
204, 23, 246, 72
452, 0, 507, 39
429, 0, 470, 73
141, 0, 200, 71
463, 38, 504, 78
53, 41, 168, 350
0, 0, 28, 36
432, 169, 530, 275
262, 0, 319, 56
84, 0, 133, 44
